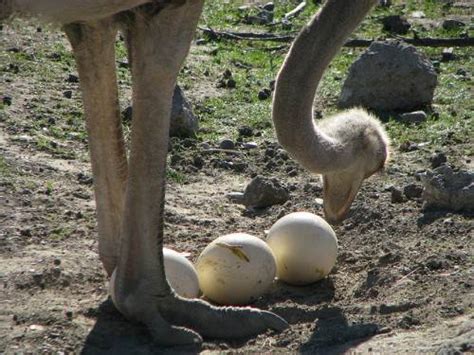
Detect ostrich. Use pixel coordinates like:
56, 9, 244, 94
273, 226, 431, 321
1, 0, 388, 345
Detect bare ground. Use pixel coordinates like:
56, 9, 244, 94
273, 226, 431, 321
1, 18, 473, 354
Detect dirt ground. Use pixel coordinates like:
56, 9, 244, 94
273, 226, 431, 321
1, 15, 473, 355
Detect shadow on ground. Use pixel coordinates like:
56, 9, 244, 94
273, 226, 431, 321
299, 307, 379, 354
81, 299, 200, 355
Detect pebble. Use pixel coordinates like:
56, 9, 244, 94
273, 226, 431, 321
238, 126, 254, 137
403, 184, 424, 199
226, 192, 245, 204
258, 88, 271, 100
399, 110, 427, 124
441, 47, 455, 62
243, 176, 289, 208
262, 2, 274, 11
2, 95, 12, 106
381, 15, 411, 34
390, 187, 406, 203
219, 139, 235, 150
429, 152, 447, 168
442, 19, 465, 30
243, 142, 258, 150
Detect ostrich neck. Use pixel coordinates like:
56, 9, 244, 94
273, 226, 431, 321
272, 0, 377, 174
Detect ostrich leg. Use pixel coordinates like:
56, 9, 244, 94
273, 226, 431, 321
64, 19, 128, 276
110, 1, 287, 345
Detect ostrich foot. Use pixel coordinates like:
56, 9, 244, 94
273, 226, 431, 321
112, 281, 288, 345
159, 295, 288, 340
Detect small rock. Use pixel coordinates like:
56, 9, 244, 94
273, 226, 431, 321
378, 0, 391, 7
411, 11, 425, 18
243, 142, 258, 150
288, 169, 298, 177
243, 176, 289, 209
258, 88, 271, 100
170, 85, 199, 137
420, 165, 474, 211
381, 15, 411, 34
77, 172, 93, 185
118, 60, 129, 69
442, 19, 465, 30
430, 152, 447, 168
262, 2, 274, 11
192, 155, 204, 169
122, 106, 133, 123
20, 229, 32, 237
2, 95, 12, 106
66, 74, 79, 83
426, 257, 444, 270
390, 187, 406, 203
399, 141, 418, 152
399, 314, 421, 329
456, 68, 468, 77
63, 90, 72, 99
226, 78, 237, 89
403, 184, 423, 199
238, 126, 254, 137
219, 139, 235, 150
398, 110, 427, 124
226, 192, 245, 204
65, 311, 73, 320
441, 47, 456, 62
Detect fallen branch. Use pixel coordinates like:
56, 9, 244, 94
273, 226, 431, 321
284, 1, 306, 21
199, 27, 474, 47
345, 36, 474, 48
199, 26, 294, 42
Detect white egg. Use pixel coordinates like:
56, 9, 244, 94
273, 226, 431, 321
196, 233, 277, 305
266, 212, 338, 285
109, 247, 200, 302
162, 248, 200, 298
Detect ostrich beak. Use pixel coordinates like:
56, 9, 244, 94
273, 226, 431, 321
322, 170, 364, 225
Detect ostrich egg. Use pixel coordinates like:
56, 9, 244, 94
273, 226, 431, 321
196, 233, 277, 305
109, 247, 200, 302
266, 212, 338, 285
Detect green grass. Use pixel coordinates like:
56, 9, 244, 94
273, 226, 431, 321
1, 1, 472, 162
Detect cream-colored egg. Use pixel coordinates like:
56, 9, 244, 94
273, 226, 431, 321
162, 248, 200, 298
109, 247, 200, 302
196, 233, 277, 305
266, 212, 338, 285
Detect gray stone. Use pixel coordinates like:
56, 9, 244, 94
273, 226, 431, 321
381, 15, 411, 34
442, 47, 456, 62
442, 19, 466, 30
398, 110, 428, 124
243, 176, 289, 209
122, 85, 198, 138
219, 139, 235, 150
226, 192, 245, 204
243, 142, 258, 150
170, 85, 199, 138
420, 165, 474, 211
403, 184, 423, 199
430, 152, 447, 169
339, 41, 437, 111
390, 187, 406, 203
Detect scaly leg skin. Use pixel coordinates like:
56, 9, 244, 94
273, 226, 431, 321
64, 19, 128, 276
109, 1, 288, 345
